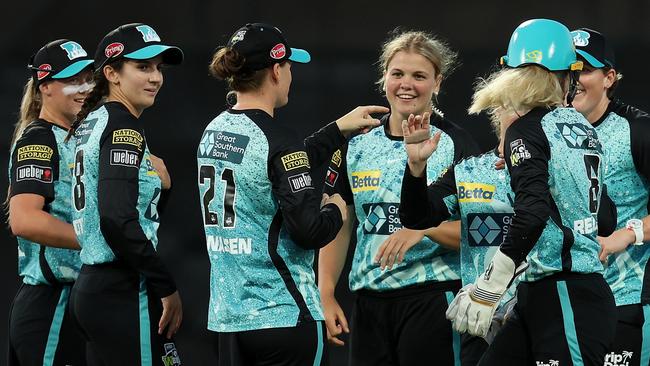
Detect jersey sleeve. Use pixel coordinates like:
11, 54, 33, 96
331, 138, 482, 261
97, 122, 176, 298
500, 119, 552, 265
399, 163, 457, 230
9, 126, 58, 201
303, 121, 347, 167
322, 144, 354, 205
627, 112, 650, 181
269, 142, 343, 249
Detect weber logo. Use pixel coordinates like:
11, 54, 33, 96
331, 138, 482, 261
16, 164, 53, 183
288, 172, 313, 193
110, 149, 139, 168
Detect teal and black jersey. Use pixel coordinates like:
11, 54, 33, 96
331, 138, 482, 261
594, 100, 650, 305
8, 120, 81, 285
71, 101, 175, 298
401, 108, 615, 282
198, 109, 344, 332
323, 113, 478, 291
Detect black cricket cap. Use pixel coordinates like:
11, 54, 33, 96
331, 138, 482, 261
28, 39, 94, 85
571, 28, 616, 68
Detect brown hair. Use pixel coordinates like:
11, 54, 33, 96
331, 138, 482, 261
209, 47, 268, 92
377, 30, 459, 91
66, 60, 125, 141
11, 78, 41, 147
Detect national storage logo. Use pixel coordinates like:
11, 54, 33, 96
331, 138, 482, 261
17, 145, 53, 162
351, 170, 381, 193
457, 182, 496, 202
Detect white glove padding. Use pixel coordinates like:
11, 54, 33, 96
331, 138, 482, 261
445, 284, 475, 321
450, 249, 526, 337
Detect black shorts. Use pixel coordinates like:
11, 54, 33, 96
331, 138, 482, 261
480, 272, 617, 366
8, 282, 86, 366
215, 320, 328, 366
604, 303, 650, 366
69, 263, 181, 366
460, 333, 488, 366
349, 280, 462, 366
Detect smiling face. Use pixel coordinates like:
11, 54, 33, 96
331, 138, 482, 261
384, 51, 441, 121
106, 56, 164, 116
572, 64, 616, 122
39, 69, 94, 123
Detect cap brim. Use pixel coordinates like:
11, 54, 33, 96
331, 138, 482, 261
289, 48, 311, 63
52, 59, 94, 79
124, 45, 184, 65
576, 50, 605, 68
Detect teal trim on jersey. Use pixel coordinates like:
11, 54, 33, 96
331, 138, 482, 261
557, 281, 583, 366
139, 277, 152, 366
642, 305, 650, 366
313, 321, 324, 366
42, 285, 70, 366
445, 291, 461, 366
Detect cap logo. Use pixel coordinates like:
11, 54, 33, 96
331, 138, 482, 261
59, 41, 87, 60
525, 50, 543, 63
270, 43, 286, 60
105, 42, 125, 58
571, 30, 590, 47
230, 29, 246, 45
135, 25, 161, 43
36, 64, 51, 80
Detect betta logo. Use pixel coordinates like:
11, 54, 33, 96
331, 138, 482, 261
36, 64, 52, 80
105, 43, 124, 58
270, 43, 286, 59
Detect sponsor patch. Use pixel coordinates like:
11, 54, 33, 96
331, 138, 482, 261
555, 123, 601, 150
135, 25, 161, 43
36, 64, 51, 80
330, 149, 342, 167
458, 182, 496, 203
17, 144, 53, 162
604, 351, 634, 366
15, 164, 53, 183
105, 42, 124, 58
112, 129, 143, 150
288, 172, 313, 193
325, 168, 339, 187
198, 131, 249, 164
109, 149, 139, 168
509, 139, 531, 167
281, 151, 310, 171
270, 43, 286, 59
467, 213, 512, 246
571, 30, 590, 47
74, 118, 98, 145
525, 50, 542, 63
351, 170, 381, 192
161, 342, 182, 366
230, 29, 246, 44
59, 41, 87, 60
361, 202, 401, 234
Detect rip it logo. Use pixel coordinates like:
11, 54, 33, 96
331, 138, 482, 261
136, 25, 161, 43
59, 41, 87, 60
571, 30, 590, 47
362, 203, 401, 235
604, 351, 634, 366
535, 360, 559, 366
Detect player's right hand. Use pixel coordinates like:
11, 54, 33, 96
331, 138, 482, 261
401, 112, 441, 177
321, 293, 349, 346
159, 291, 183, 339
322, 193, 348, 222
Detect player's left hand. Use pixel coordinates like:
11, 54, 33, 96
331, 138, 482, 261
335, 105, 389, 137
598, 229, 636, 262
374, 228, 425, 270
150, 154, 172, 190
447, 249, 525, 337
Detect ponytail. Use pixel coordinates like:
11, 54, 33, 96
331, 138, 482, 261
11, 78, 41, 147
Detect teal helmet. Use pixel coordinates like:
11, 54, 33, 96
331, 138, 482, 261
500, 19, 583, 72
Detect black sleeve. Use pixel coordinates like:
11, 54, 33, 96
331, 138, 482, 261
97, 123, 176, 298
399, 163, 457, 230
270, 143, 343, 249
500, 119, 552, 265
322, 144, 354, 205
9, 125, 58, 201
303, 122, 347, 167
626, 109, 650, 180
597, 184, 617, 236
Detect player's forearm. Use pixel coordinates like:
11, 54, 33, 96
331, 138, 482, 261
9, 207, 79, 249
318, 206, 354, 295
424, 220, 461, 250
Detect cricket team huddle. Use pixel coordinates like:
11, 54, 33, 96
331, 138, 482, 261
6, 16, 650, 366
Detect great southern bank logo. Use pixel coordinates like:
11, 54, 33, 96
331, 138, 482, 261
362, 202, 401, 235
467, 213, 512, 247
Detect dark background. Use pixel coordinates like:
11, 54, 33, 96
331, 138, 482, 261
1, 1, 648, 364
